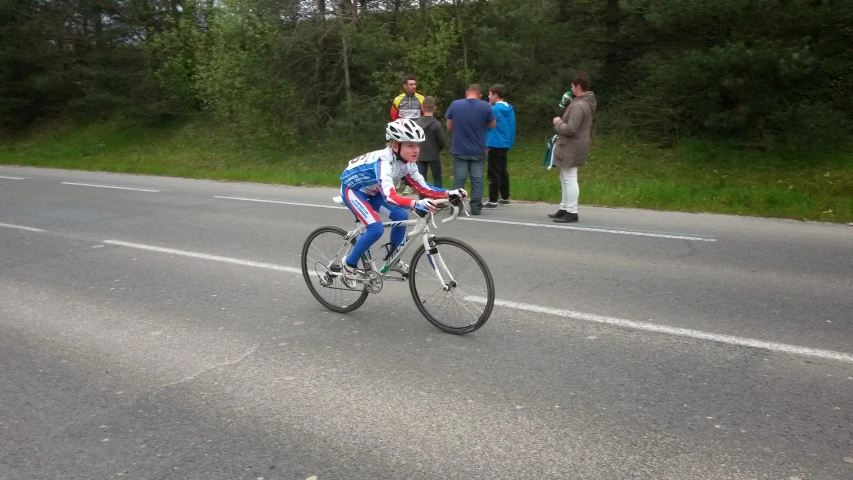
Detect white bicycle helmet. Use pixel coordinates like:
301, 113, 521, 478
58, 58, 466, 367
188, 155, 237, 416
386, 118, 426, 143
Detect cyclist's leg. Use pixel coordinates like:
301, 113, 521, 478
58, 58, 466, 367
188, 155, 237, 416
371, 195, 408, 251
341, 186, 383, 267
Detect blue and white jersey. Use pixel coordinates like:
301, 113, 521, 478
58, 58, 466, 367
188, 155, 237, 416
340, 147, 446, 207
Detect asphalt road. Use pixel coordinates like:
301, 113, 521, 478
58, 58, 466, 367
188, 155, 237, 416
1, 166, 852, 480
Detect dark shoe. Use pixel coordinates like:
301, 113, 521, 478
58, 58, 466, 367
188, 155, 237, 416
482, 202, 498, 209
498, 199, 511, 205
471, 209, 481, 216
547, 209, 567, 219
553, 212, 579, 223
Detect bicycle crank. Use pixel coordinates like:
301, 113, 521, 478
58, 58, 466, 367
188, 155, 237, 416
365, 270, 383, 294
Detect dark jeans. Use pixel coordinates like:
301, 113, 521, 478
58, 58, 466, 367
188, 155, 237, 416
452, 154, 486, 211
417, 160, 442, 199
487, 147, 510, 203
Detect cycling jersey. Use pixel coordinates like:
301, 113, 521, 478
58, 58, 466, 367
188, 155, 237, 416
340, 147, 446, 208
391, 93, 425, 121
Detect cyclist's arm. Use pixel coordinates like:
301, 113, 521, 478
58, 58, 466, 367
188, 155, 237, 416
378, 162, 417, 209
405, 164, 446, 200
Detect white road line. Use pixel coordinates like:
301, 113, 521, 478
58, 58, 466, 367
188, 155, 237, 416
460, 218, 717, 242
62, 182, 160, 193
102, 240, 302, 274
0, 222, 45, 232
214, 196, 348, 210
0, 175, 25, 180
467, 297, 853, 363
213, 196, 715, 241
104, 238, 850, 363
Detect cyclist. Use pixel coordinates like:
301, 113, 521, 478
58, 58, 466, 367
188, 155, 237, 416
339, 118, 467, 286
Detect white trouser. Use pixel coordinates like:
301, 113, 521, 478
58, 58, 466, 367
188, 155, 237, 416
559, 166, 579, 213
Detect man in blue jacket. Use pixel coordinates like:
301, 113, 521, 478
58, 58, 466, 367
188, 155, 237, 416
483, 84, 516, 208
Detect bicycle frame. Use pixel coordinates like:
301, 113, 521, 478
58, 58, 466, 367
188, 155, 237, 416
333, 198, 464, 287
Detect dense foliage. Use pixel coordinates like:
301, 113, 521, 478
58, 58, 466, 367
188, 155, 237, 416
1, 0, 851, 146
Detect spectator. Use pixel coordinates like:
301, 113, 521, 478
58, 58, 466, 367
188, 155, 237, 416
391, 75, 425, 195
483, 84, 516, 208
549, 73, 597, 223
391, 75, 425, 121
415, 96, 446, 199
446, 84, 496, 215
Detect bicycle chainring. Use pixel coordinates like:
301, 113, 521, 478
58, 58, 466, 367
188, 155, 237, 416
365, 270, 383, 294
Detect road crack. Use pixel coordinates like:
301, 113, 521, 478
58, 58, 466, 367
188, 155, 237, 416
153, 343, 260, 393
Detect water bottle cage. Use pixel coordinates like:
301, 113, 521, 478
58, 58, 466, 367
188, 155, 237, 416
381, 242, 394, 262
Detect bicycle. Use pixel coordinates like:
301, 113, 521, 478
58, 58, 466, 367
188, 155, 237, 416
301, 196, 495, 335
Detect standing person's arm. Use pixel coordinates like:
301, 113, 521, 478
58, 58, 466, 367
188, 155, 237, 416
417, 93, 425, 117
445, 102, 454, 131
487, 105, 496, 129
435, 123, 447, 151
509, 109, 517, 148
486, 104, 500, 152
390, 95, 400, 120
553, 103, 586, 137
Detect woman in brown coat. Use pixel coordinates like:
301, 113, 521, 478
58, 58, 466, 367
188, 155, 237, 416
548, 73, 596, 223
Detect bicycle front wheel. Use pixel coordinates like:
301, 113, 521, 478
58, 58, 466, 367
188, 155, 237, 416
409, 237, 495, 334
301, 226, 369, 313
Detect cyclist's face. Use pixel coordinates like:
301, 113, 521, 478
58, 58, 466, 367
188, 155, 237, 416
404, 80, 417, 95
398, 142, 420, 162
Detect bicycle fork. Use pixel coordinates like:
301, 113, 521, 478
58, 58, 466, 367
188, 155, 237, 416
423, 235, 456, 291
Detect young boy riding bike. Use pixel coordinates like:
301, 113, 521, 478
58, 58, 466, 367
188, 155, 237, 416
339, 118, 467, 286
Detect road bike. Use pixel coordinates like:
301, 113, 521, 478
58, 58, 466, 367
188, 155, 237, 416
301, 196, 495, 335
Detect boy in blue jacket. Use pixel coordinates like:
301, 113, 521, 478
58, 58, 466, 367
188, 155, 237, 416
484, 84, 516, 208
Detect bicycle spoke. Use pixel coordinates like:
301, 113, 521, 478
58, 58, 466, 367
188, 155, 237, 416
449, 291, 480, 321
309, 245, 333, 266
419, 283, 446, 305
302, 227, 369, 313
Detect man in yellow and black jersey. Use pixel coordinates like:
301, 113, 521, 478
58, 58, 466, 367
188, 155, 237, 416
391, 75, 425, 195
390, 75, 425, 121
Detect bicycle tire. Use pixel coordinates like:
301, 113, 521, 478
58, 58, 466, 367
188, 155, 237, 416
408, 237, 495, 334
301, 226, 369, 313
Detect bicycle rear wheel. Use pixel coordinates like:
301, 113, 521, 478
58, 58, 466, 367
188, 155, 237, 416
409, 237, 495, 334
301, 226, 369, 313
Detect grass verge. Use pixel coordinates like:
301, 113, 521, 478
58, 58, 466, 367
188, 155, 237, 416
2, 120, 851, 223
